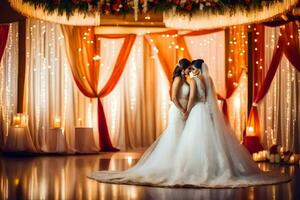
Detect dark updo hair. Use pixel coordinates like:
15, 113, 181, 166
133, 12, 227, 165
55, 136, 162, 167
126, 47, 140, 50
191, 59, 204, 72
172, 58, 191, 81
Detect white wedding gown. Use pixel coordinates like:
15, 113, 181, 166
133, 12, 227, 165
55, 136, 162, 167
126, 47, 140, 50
88, 64, 290, 188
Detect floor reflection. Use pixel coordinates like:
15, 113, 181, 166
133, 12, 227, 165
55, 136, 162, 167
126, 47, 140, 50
0, 152, 298, 200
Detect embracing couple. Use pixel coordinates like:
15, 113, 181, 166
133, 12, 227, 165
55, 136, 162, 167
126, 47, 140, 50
89, 58, 290, 188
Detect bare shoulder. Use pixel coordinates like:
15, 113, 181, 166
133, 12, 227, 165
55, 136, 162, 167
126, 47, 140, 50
173, 76, 181, 84
198, 75, 205, 82
189, 77, 196, 86
172, 77, 182, 88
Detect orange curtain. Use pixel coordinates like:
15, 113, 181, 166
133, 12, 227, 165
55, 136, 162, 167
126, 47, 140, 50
147, 30, 192, 83
222, 25, 248, 118
61, 25, 136, 151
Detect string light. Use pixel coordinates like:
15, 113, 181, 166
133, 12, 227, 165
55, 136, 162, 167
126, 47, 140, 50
0, 23, 18, 137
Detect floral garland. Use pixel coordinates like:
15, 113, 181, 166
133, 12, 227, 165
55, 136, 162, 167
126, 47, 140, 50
22, 0, 280, 17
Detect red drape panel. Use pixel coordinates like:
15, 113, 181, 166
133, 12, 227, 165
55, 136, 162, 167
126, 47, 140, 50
0, 25, 9, 62
246, 24, 265, 137
248, 22, 300, 136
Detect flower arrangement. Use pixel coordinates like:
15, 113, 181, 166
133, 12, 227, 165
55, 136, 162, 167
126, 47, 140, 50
22, 0, 280, 18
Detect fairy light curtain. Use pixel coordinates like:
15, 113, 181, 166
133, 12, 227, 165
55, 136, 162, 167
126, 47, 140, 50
249, 22, 300, 152
146, 30, 185, 84
183, 28, 248, 141
100, 36, 171, 149
0, 23, 18, 148
183, 29, 226, 96
23, 19, 75, 152
225, 25, 249, 141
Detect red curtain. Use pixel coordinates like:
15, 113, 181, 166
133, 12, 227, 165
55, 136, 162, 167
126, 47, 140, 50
248, 22, 300, 136
0, 25, 9, 62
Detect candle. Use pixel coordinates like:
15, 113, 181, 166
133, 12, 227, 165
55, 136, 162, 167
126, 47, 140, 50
289, 155, 295, 164
246, 126, 254, 136
54, 117, 61, 128
259, 151, 264, 161
13, 116, 21, 127
78, 118, 82, 127
280, 147, 284, 155
252, 153, 258, 161
12, 113, 28, 127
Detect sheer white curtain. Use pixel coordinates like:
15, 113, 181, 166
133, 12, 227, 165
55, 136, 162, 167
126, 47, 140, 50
258, 26, 300, 152
184, 31, 246, 140
100, 36, 170, 149
23, 20, 171, 151
184, 31, 226, 97
18, 20, 237, 151
227, 72, 248, 141
0, 23, 19, 147
24, 19, 75, 152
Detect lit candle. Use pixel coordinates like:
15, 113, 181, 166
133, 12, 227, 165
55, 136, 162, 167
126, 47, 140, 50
253, 153, 258, 161
13, 116, 21, 127
252, 153, 256, 161
289, 155, 295, 164
246, 126, 254, 136
280, 147, 284, 155
127, 156, 133, 165
78, 118, 82, 127
259, 151, 263, 161
54, 117, 61, 128
12, 113, 28, 127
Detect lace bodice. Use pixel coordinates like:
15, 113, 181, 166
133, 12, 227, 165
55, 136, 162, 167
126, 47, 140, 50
177, 82, 190, 100
193, 77, 206, 102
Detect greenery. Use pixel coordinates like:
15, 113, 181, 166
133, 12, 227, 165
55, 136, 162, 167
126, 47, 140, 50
23, 0, 281, 17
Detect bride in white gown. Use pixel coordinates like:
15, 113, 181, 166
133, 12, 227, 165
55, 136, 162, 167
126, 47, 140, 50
170, 59, 290, 187
88, 59, 290, 188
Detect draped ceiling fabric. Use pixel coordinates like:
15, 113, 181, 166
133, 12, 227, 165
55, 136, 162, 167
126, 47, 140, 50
0, 23, 18, 148
61, 25, 136, 151
249, 22, 300, 152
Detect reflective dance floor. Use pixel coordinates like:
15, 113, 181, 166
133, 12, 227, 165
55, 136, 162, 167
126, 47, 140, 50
0, 151, 299, 200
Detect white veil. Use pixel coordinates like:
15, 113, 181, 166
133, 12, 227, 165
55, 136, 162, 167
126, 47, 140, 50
201, 62, 262, 173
